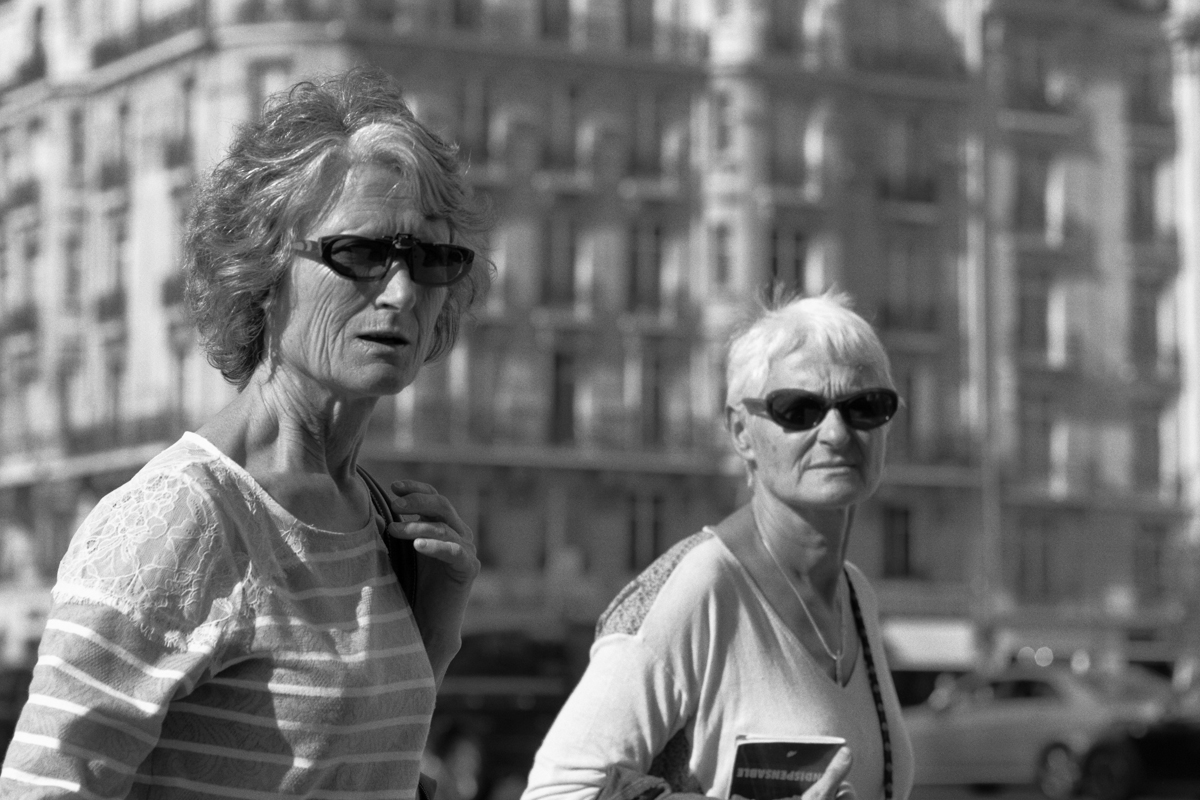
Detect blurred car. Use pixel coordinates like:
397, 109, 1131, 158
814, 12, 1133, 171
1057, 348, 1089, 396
0, 664, 33, 757
1079, 685, 1200, 800
904, 664, 1170, 799
425, 628, 580, 800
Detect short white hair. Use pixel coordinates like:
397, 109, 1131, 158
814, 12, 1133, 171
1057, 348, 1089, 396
724, 289, 894, 408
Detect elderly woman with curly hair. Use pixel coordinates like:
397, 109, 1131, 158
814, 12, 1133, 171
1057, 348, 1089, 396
0, 66, 490, 799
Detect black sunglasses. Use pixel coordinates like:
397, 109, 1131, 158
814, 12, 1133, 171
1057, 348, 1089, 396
292, 233, 474, 286
742, 388, 899, 432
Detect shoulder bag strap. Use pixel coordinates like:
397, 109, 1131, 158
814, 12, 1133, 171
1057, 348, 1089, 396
357, 466, 419, 614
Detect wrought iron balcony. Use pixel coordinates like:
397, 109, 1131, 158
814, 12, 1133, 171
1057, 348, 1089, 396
91, 4, 205, 67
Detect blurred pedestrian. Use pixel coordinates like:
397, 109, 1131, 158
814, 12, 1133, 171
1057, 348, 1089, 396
522, 290, 914, 800
0, 65, 490, 798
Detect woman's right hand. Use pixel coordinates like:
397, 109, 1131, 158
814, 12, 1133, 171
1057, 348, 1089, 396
801, 747, 854, 800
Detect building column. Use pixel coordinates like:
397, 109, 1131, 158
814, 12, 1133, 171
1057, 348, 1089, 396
1169, 4, 1200, 687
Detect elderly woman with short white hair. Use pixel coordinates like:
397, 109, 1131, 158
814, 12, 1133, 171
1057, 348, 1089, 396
523, 290, 915, 800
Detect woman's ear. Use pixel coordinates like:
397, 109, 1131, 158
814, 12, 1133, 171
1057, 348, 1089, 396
726, 405, 756, 463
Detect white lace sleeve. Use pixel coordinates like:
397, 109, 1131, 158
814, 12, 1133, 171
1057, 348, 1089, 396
53, 466, 245, 649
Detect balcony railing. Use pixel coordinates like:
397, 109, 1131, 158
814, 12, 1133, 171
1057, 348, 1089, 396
91, 4, 205, 67
236, 0, 341, 23
395, 3, 707, 60
65, 410, 189, 456
0, 302, 39, 338
877, 304, 938, 333
877, 174, 938, 204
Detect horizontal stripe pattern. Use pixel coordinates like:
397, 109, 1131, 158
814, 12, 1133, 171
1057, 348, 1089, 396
1, 434, 435, 799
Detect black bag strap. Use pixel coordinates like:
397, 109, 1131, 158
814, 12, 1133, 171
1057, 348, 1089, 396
357, 466, 419, 614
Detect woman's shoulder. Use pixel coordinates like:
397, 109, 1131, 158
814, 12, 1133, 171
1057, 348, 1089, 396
53, 435, 253, 631
594, 529, 737, 638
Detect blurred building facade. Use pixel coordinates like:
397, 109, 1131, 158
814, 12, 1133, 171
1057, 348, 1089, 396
0, 0, 1193, 675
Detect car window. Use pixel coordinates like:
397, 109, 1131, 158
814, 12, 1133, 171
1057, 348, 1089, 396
1013, 679, 1060, 700
984, 679, 1060, 702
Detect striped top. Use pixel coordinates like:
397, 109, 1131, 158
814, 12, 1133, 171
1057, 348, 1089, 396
0, 432, 435, 800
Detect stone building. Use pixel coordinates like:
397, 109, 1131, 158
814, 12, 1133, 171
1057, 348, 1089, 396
0, 0, 1190, 676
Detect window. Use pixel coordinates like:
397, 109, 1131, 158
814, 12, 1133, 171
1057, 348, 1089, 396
770, 99, 806, 185
1129, 281, 1159, 371
453, 0, 482, 29
769, 227, 806, 293
767, 0, 802, 53
247, 59, 292, 120
109, 211, 129, 290
474, 487, 496, 568
627, 491, 666, 570
641, 345, 666, 447
541, 0, 570, 40
627, 221, 664, 312
68, 108, 85, 170
1133, 521, 1169, 603
624, 0, 654, 49
631, 91, 664, 175
878, 113, 935, 202
63, 237, 82, 311
116, 103, 130, 162
1127, 47, 1172, 125
1014, 151, 1051, 234
550, 349, 576, 444
1016, 513, 1062, 602
1129, 158, 1159, 242
713, 90, 733, 155
457, 76, 491, 164
882, 226, 936, 330
882, 504, 915, 579
1007, 32, 1067, 111
711, 223, 731, 287
105, 357, 125, 424
1018, 390, 1052, 477
1017, 272, 1049, 356
541, 213, 577, 305
1131, 406, 1161, 490
546, 83, 578, 169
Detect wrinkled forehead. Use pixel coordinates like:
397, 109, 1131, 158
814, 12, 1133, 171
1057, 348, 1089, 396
767, 341, 890, 387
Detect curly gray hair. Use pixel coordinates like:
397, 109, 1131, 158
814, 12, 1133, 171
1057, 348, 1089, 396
184, 65, 492, 389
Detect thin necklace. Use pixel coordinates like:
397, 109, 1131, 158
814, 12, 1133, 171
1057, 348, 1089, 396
761, 534, 845, 682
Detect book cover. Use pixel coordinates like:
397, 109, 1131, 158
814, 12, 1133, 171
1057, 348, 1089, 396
727, 735, 845, 800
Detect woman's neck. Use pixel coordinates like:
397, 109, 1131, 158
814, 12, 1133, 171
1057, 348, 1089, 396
750, 491, 851, 602
200, 368, 376, 482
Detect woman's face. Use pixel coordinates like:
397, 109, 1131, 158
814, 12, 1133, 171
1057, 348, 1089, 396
736, 347, 891, 511
268, 162, 449, 400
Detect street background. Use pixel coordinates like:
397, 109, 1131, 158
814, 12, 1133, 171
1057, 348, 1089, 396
3, 0, 1200, 797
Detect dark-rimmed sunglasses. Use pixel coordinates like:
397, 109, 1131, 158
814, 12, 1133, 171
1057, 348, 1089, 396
742, 388, 899, 432
292, 233, 474, 286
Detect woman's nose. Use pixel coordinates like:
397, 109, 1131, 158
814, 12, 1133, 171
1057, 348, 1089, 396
375, 262, 418, 310
816, 407, 852, 444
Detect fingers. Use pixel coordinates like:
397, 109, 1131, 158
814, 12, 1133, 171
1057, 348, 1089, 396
387, 480, 472, 544
800, 748, 852, 800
